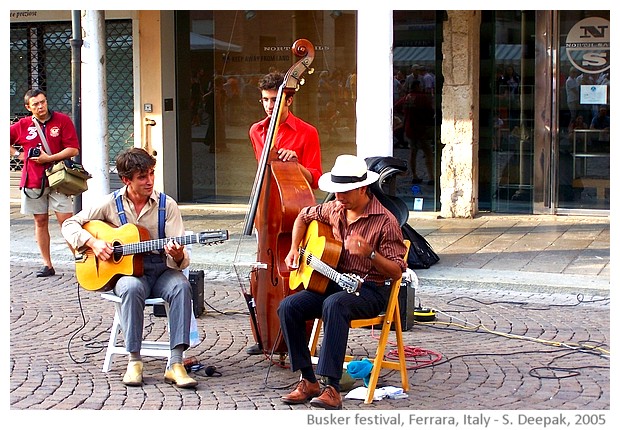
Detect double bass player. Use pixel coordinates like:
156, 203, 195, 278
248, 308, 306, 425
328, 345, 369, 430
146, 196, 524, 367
245, 70, 323, 355
243, 49, 323, 357
249, 71, 322, 189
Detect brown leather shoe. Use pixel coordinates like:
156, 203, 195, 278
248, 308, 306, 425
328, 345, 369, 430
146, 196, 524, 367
310, 385, 342, 410
281, 378, 321, 404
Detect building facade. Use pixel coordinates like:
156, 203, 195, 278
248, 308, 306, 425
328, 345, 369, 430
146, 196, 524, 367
9, 10, 610, 217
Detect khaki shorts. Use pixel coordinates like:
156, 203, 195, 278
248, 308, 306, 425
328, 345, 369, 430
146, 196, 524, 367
21, 187, 74, 215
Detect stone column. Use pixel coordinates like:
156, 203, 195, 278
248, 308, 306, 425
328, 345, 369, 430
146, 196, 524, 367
81, 10, 110, 207
356, 7, 393, 160
440, 11, 480, 218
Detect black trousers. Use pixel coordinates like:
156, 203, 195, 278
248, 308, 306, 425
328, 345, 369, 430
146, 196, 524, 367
277, 280, 389, 381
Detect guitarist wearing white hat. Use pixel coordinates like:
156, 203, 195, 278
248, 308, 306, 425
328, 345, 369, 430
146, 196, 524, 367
278, 154, 407, 409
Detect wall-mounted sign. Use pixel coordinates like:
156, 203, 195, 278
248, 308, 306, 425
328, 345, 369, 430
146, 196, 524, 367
580, 85, 608, 105
566, 17, 610, 74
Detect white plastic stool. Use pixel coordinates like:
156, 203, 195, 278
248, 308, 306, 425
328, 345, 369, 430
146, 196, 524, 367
100, 293, 172, 372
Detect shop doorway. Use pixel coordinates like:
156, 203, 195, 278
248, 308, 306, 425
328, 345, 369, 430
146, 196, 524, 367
555, 11, 610, 213
479, 10, 609, 215
174, 10, 358, 204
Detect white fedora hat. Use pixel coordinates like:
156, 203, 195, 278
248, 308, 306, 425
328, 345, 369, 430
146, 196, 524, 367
318, 154, 380, 193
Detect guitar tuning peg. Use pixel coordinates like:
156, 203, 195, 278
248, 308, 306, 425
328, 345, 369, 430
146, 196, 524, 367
308, 68, 315, 75
299, 78, 306, 86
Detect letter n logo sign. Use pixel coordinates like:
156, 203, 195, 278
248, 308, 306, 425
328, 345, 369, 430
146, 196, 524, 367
566, 17, 610, 74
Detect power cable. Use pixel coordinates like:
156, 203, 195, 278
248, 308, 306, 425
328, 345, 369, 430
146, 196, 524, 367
67, 283, 106, 364
404, 292, 609, 379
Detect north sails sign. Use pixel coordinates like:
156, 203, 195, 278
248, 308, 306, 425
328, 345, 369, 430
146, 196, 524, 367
566, 17, 610, 74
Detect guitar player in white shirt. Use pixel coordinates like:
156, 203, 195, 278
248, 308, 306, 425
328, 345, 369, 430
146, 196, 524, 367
61, 147, 198, 389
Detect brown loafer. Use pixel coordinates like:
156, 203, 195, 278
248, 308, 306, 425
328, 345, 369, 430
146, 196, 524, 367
310, 385, 342, 410
281, 378, 321, 404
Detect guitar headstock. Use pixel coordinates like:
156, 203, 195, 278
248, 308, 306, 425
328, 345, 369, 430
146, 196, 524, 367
197, 230, 229, 245
338, 273, 364, 295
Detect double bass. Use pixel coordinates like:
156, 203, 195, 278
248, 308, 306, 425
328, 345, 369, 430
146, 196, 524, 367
242, 39, 317, 355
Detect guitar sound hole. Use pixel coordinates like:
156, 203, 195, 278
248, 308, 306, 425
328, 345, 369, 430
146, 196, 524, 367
112, 241, 123, 262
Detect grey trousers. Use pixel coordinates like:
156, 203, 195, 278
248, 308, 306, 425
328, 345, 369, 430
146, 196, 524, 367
113, 253, 193, 353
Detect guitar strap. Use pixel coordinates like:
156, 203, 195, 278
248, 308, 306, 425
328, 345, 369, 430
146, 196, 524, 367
113, 189, 166, 240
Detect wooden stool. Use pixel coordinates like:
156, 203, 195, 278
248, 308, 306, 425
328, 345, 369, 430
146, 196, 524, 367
309, 240, 411, 403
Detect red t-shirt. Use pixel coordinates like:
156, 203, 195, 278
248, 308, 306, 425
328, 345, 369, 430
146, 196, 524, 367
10, 111, 80, 189
249, 112, 322, 189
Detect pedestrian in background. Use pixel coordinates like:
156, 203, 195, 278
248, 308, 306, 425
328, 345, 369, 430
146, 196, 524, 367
9, 88, 80, 277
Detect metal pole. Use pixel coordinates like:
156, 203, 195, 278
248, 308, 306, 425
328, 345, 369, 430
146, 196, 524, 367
71, 10, 83, 212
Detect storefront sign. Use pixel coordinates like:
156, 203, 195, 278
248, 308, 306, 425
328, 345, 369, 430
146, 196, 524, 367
566, 17, 610, 74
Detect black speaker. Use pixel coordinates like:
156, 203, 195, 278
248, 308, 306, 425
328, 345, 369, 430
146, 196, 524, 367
153, 269, 205, 318
399, 279, 416, 331
374, 278, 415, 331
189, 270, 205, 317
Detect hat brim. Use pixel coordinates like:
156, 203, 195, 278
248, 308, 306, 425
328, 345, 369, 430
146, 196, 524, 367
318, 170, 380, 193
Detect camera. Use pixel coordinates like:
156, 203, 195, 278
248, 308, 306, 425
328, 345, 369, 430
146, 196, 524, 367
28, 147, 41, 158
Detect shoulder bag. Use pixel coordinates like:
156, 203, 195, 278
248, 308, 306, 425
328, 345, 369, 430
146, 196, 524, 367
32, 119, 91, 196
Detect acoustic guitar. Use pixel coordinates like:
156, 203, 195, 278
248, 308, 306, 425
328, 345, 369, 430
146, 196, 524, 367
74, 220, 229, 291
289, 220, 364, 295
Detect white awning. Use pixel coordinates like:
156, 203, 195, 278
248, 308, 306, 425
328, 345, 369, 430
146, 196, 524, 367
392, 46, 435, 67
394, 44, 586, 69
190, 32, 241, 52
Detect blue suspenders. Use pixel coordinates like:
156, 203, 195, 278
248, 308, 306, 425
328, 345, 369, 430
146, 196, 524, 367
158, 193, 166, 240
113, 189, 166, 240
113, 189, 128, 225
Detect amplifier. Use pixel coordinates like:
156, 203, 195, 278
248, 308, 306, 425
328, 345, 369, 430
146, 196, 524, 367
399, 279, 416, 331
373, 278, 416, 331
153, 269, 205, 318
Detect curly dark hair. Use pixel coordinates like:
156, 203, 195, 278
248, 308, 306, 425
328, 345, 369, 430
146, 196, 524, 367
258, 72, 284, 91
115, 147, 156, 180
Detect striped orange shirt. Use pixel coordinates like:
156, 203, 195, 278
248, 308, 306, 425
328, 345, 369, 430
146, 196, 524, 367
299, 195, 407, 284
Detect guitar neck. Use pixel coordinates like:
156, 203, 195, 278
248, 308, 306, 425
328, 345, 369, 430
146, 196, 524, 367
119, 234, 197, 256
303, 250, 341, 284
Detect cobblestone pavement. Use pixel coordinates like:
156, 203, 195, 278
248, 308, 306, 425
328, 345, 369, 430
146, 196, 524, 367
10, 264, 609, 413
8, 201, 611, 426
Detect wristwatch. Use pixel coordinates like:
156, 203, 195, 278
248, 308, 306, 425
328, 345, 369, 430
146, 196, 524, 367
368, 250, 376, 260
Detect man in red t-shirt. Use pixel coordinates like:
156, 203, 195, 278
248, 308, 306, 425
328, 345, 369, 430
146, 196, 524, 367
10, 89, 80, 277
248, 72, 323, 189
